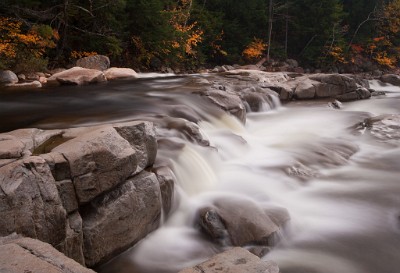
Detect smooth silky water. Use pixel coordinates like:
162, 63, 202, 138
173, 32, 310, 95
1, 76, 400, 273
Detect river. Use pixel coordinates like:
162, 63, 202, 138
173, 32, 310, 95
1, 74, 400, 273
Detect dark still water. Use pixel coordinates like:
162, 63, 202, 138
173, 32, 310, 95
2, 75, 400, 273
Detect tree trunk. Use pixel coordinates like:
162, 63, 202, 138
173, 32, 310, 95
266, 0, 273, 62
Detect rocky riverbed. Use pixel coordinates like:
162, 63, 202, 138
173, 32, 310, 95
1, 65, 400, 273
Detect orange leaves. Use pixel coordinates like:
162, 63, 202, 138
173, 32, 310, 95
71, 51, 98, 59
350, 44, 364, 54
242, 38, 267, 60
0, 17, 58, 69
374, 52, 396, 68
325, 46, 347, 64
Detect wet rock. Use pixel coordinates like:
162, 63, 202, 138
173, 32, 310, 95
197, 89, 246, 123
81, 171, 162, 267
47, 67, 107, 86
197, 197, 289, 247
179, 247, 279, 273
0, 234, 94, 273
294, 139, 359, 167
286, 163, 320, 181
104, 67, 137, 80
53, 126, 137, 204
152, 166, 176, 216
113, 121, 157, 172
0, 70, 18, 85
0, 156, 67, 246
362, 114, 400, 142
327, 99, 342, 109
236, 86, 279, 112
371, 90, 386, 96
309, 74, 358, 98
160, 117, 210, 146
381, 74, 400, 86
76, 55, 110, 71
5, 80, 42, 90
169, 105, 201, 123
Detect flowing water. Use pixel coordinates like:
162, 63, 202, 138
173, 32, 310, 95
1, 75, 400, 273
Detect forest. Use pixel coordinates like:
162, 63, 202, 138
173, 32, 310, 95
0, 0, 399, 73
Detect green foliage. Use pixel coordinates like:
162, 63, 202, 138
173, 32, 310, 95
1, 0, 399, 71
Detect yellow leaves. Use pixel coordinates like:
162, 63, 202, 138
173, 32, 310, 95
71, 51, 98, 59
242, 38, 267, 60
374, 52, 396, 68
0, 17, 59, 69
327, 46, 347, 64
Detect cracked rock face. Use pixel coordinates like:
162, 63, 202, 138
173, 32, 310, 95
0, 156, 67, 246
0, 234, 95, 273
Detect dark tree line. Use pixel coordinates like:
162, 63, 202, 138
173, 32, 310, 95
0, 0, 399, 72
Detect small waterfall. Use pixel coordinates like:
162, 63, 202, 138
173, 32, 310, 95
1, 73, 399, 273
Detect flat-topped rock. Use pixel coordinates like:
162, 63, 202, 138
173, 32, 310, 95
179, 247, 279, 273
47, 67, 107, 85
104, 67, 137, 80
0, 234, 94, 273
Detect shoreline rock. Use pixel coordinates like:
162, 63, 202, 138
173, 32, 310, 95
0, 120, 169, 268
179, 247, 280, 273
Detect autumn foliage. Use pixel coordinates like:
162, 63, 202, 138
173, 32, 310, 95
0, 17, 58, 71
242, 38, 267, 61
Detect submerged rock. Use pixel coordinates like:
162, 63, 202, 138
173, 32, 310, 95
179, 247, 279, 273
197, 196, 289, 248
361, 114, 400, 143
195, 88, 246, 123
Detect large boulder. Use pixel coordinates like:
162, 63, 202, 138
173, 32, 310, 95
0, 70, 18, 85
113, 121, 157, 172
197, 196, 289, 247
104, 67, 137, 80
308, 73, 358, 98
47, 67, 107, 85
81, 171, 162, 267
0, 156, 67, 246
52, 126, 138, 204
380, 74, 400, 86
0, 234, 94, 273
76, 55, 110, 71
179, 247, 279, 273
